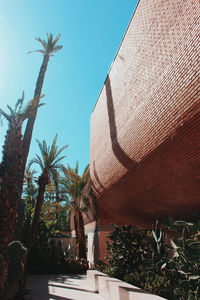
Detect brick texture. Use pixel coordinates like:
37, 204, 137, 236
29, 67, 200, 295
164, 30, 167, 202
90, 0, 200, 228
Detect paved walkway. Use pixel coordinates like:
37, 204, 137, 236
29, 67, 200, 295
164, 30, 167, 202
26, 274, 104, 300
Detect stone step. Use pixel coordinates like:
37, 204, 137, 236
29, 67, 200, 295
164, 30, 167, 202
87, 270, 166, 300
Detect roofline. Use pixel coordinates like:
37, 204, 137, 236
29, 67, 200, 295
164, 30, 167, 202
91, 0, 141, 114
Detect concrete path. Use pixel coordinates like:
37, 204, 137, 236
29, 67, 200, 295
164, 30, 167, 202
26, 274, 105, 300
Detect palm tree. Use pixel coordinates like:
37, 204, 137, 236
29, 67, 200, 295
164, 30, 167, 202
20, 33, 63, 195
15, 166, 37, 241
27, 135, 67, 251
0, 93, 44, 294
23, 166, 38, 244
24, 166, 38, 191
61, 163, 90, 260
41, 173, 71, 231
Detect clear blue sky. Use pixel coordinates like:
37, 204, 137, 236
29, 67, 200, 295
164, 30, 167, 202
0, 0, 138, 175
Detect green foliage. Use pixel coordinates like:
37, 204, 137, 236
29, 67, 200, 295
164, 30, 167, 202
22, 165, 71, 246
152, 220, 165, 261
99, 219, 200, 299
28, 218, 56, 272
64, 258, 88, 274
105, 224, 154, 280
28, 32, 63, 56
29, 134, 68, 173
26, 135, 68, 251
27, 216, 88, 274
60, 163, 90, 259
61, 162, 90, 211
161, 217, 200, 299
94, 259, 107, 272
125, 271, 177, 299
0, 92, 45, 129
28, 234, 88, 274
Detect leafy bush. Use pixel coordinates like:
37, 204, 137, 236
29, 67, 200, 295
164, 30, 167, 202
160, 218, 200, 299
94, 259, 107, 272
104, 224, 154, 280
99, 219, 200, 300
125, 271, 177, 299
65, 258, 88, 274
28, 234, 88, 274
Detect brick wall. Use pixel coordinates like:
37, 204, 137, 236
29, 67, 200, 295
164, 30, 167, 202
90, 0, 200, 228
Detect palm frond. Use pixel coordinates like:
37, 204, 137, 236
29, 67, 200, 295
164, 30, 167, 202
83, 164, 89, 175
75, 161, 79, 174
30, 33, 63, 56
7, 105, 15, 117
54, 144, 68, 160
26, 160, 34, 171
49, 134, 58, 162
31, 135, 66, 196
21, 102, 45, 120
28, 157, 40, 167
15, 91, 25, 112
51, 45, 63, 54
0, 94, 45, 130
60, 163, 91, 212
28, 49, 46, 55
36, 139, 44, 156
82, 164, 90, 182
0, 109, 11, 122
35, 37, 47, 50
35, 154, 44, 170
52, 156, 66, 167
52, 34, 61, 47
25, 165, 37, 178
20, 94, 45, 120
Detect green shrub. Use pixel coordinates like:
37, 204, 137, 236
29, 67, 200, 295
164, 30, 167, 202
105, 224, 154, 280
28, 239, 88, 274
65, 258, 88, 274
94, 259, 107, 272
161, 218, 200, 299
100, 219, 200, 300
125, 271, 177, 299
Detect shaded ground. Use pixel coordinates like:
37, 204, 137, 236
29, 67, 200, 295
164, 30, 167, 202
25, 274, 104, 300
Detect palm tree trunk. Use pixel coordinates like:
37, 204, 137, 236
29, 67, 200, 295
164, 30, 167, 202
0, 125, 22, 293
73, 215, 79, 256
27, 170, 49, 251
20, 54, 49, 195
76, 211, 87, 260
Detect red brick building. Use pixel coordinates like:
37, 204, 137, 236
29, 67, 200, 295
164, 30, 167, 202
85, 0, 200, 263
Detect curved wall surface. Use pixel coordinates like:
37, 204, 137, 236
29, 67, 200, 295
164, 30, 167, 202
90, 0, 200, 227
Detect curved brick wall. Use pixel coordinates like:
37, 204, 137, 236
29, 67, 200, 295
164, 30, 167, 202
90, 0, 200, 227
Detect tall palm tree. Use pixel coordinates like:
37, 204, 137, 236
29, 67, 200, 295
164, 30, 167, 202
61, 163, 90, 260
21, 33, 63, 195
0, 93, 44, 294
27, 135, 67, 251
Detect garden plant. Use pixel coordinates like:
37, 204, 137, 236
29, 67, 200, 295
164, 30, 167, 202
96, 218, 200, 300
